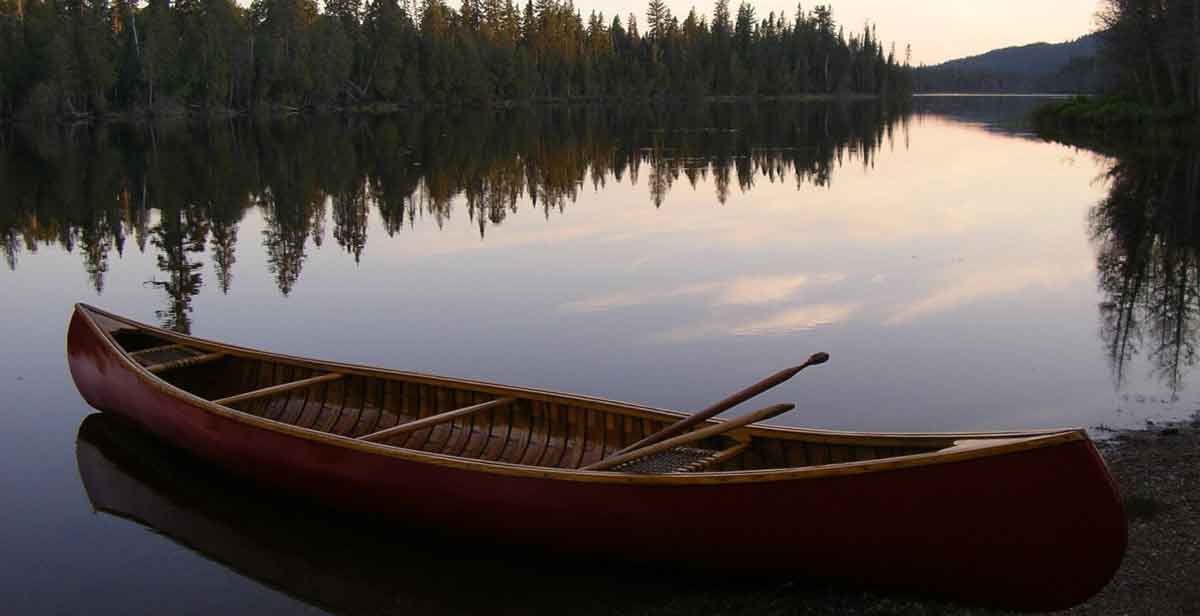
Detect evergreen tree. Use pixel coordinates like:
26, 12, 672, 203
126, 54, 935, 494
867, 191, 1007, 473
645, 0, 668, 40
0, 0, 911, 116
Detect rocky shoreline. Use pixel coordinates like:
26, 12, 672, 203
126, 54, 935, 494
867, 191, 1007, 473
1060, 414, 1200, 615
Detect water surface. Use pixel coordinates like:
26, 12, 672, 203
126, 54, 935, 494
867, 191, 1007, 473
2, 97, 1197, 612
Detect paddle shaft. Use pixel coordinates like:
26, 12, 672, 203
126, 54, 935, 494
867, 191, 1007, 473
609, 352, 829, 458
582, 403, 795, 471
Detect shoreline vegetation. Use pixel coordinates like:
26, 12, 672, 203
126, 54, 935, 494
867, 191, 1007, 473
1033, 0, 1200, 142
1033, 95, 1198, 142
0, 0, 911, 122
0, 91, 884, 126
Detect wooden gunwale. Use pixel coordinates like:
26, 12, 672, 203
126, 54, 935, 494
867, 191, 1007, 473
74, 303, 1089, 485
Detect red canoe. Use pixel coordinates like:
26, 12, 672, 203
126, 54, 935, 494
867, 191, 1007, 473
67, 303, 1125, 610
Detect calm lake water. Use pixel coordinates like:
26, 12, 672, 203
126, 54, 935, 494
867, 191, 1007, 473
2, 96, 1198, 613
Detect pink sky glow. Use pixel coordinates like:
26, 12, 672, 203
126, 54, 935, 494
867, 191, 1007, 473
448, 0, 1102, 66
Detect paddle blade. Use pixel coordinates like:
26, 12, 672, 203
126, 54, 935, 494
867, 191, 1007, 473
806, 352, 830, 366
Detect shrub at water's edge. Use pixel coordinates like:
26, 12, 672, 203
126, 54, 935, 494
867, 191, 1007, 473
1032, 96, 1197, 142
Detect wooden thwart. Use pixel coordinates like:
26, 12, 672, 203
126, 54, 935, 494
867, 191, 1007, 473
213, 372, 344, 407
146, 352, 226, 374
359, 398, 516, 443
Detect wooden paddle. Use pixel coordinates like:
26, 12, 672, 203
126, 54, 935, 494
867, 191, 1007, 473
606, 352, 830, 460
581, 403, 796, 471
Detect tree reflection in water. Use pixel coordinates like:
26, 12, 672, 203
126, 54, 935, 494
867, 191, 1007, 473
7, 104, 1200, 396
0, 103, 903, 308
1092, 147, 1200, 398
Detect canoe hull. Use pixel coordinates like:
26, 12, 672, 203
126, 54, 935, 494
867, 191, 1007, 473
67, 308, 1126, 610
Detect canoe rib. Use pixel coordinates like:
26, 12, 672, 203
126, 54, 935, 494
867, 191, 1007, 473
359, 398, 516, 442
214, 373, 345, 407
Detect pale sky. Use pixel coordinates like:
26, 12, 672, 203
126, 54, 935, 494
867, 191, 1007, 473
448, 0, 1103, 66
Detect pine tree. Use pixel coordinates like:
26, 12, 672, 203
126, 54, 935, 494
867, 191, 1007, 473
0, 0, 913, 113
646, 0, 668, 40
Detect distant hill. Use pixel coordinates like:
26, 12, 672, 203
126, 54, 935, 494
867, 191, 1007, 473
914, 34, 1107, 93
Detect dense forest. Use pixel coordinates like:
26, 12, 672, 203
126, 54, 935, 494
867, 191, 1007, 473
0, 0, 912, 118
1034, 1, 1200, 133
913, 35, 1105, 94
1099, 0, 1200, 111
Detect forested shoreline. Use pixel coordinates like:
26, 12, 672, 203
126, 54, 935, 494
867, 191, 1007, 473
1034, 0, 1200, 136
0, 0, 911, 120
912, 35, 1104, 94
1099, 0, 1200, 112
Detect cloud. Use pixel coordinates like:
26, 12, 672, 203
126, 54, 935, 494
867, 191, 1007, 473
731, 304, 859, 335
561, 272, 845, 313
560, 281, 723, 313
720, 273, 845, 305
884, 262, 1088, 326
656, 303, 858, 342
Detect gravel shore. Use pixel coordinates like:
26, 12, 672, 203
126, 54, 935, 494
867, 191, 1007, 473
1061, 414, 1200, 615
620, 415, 1200, 616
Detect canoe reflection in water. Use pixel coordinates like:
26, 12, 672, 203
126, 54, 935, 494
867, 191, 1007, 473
76, 413, 712, 615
